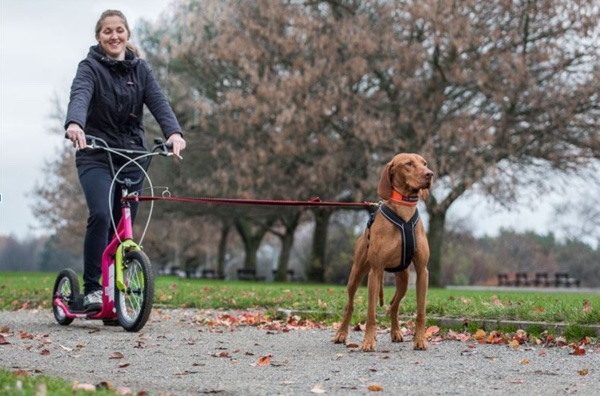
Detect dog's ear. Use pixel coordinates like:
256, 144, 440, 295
419, 189, 430, 201
377, 161, 393, 200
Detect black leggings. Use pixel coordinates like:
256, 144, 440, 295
77, 162, 144, 295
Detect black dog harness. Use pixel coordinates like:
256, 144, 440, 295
367, 204, 420, 272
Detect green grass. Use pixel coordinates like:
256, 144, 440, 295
0, 368, 116, 395
1, 271, 599, 326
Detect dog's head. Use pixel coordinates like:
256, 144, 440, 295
377, 153, 434, 201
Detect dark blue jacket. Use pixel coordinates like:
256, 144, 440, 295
65, 45, 182, 165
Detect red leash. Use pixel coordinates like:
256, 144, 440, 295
124, 194, 378, 209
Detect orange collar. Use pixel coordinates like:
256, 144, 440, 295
389, 189, 419, 207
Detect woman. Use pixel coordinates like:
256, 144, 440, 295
64, 10, 186, 311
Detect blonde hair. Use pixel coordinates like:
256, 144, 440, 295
95, 9, 140, 57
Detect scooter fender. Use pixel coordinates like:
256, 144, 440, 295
115, 240, 141, 291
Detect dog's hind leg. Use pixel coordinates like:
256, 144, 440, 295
333, 236, 369, 345
389, 270, 409, 343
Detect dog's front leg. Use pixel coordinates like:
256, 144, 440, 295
361, 269, 383, 352
390, 270, 409, 343
413, 265, 429, 350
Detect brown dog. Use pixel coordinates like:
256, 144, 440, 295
333, 153, 433, 351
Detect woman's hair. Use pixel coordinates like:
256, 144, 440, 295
95, 9, 140, 57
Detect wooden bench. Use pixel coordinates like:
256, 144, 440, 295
514, 272, 530, 287
272, 269, 300, 282
237, 268, 265, 281
534, 272, 551, 287
201, 269, 224, 279
497, 273, 512, 286
554, 272, 580, 288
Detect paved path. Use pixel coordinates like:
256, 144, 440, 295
1, 309, 599, 395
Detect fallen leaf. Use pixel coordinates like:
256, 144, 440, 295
508, 340, 520, 349
257, 355, 271, 366
368, 384, 383, 391
0, 335, 11, 345
109, 352, 124, 359
425, 325, 440, 338
118, 362, 130, 368
346, 343, 359, 349
36, 383, 47, 396
115, 386, 132, 395
570, 345, 586, 356
474, 329, 486, 340
97, 381, 112, 390
520, 359, 529, 365
72, 383, 96, 391
578, 369, 589, 376
310, 383, 326, 394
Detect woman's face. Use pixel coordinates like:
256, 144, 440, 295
96, 15, 129, 60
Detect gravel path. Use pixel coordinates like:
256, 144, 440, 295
1, 309, 599, 395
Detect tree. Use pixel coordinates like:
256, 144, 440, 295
36, 0, 600, 286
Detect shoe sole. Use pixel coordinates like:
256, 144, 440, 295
84, 304, 102, 312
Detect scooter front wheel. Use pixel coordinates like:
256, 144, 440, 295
115, 250, 154, 332
52, 269, 80, 326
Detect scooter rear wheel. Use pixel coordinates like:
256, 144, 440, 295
52, 269, 80, 326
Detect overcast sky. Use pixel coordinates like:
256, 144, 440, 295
0, 0, 578, 242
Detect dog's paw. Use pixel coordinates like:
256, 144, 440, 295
391, 330, 404, 343
333, 332, 347, 344
413, 338, 428, 351
361, 339, 377, 352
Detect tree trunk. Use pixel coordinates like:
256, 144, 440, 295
308, 209, 333, 283
427, 207, 447, 287
217, 222, 231, 277
275, 212, 302, 282
235, 217, 276, 271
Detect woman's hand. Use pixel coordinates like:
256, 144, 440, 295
66, 123, 86, 149
167, 133, 186, 158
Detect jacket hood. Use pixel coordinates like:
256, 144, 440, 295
88, 44, 139, 74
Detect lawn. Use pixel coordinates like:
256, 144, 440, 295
1, 271, 598, 329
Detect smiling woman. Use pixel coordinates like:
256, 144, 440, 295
0, 0, 176, 239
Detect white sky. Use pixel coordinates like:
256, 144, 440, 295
0, 0, 585, 242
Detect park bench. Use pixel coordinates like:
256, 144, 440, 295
200, 269, 224, 279
497, 273, 512, 286
514, 272, 531, 287
272, 269, 301, 282
554, 272, 580, 288
237, 268, 266, 281
534, 272, 551, 287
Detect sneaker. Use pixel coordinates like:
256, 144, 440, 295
83, 290, 103, 312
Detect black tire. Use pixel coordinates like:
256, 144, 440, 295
115, 250, 154, 332
52, 269, 80, 326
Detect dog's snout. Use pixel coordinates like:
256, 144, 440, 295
424, 169, 433, 179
